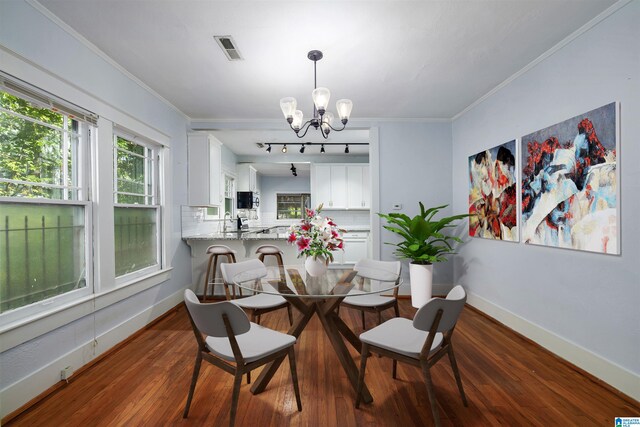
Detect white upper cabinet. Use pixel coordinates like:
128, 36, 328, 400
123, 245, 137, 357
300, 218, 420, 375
347, 165, 370, 209
237, 164, 258, 192
312, 163, 370, 210
187, 133, 223, 206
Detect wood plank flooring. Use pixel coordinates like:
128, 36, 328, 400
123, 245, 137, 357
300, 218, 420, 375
7, 300, 639, 426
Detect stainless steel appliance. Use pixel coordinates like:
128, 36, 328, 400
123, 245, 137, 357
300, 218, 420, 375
237, 191, 259, 209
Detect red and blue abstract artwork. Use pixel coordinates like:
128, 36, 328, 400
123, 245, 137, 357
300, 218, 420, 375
521, 102, 618, 254
468, 140, 518, 241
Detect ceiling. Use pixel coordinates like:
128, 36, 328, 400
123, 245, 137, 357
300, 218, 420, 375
38, 0, 617, 122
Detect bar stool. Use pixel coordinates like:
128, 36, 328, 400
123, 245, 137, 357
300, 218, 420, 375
255, 244, 285, 267
203, 245, 237, 301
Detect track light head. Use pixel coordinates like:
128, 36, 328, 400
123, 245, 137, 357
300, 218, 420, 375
266, 144, 272, 153
299, 144, 305, 153
345, 144, 349, 154
320, 144, 325, 153
282, 144, 287, 153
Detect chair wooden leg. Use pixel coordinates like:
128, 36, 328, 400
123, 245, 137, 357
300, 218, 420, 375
210, 255, 220, 300
287, 304, 293, 326
202, 255, 214, 302
361, 310, 366, 330
183, 353, 202, 418
257, 314, 261, 325
246, 371, 251, 385
229, 372, 243, 427
288, 347, 303, 411
421, 363, 441, 427
377, 310, 382, 325
393, 300, 399, 317
392, 360, 397, 379
448, 344, 468, 406
355, 343, 369, 409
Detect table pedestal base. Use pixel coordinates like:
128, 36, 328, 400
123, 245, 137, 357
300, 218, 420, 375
250, 294, 373, 404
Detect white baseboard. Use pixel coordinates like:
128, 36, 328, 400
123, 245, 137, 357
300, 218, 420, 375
466, 291, 640, 402
0, 287, 185, 419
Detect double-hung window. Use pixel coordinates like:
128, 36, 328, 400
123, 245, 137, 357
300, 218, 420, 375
0, 77, 94, 319
113, 131, 161, 281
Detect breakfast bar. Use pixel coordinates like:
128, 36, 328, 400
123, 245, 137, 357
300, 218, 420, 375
184, 226, 302, 296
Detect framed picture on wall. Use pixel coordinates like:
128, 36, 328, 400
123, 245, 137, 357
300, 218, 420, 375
468, 139, 518, 242
520, 102, 619, 254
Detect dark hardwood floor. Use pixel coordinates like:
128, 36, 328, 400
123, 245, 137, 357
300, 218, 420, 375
7, 299, 639, 426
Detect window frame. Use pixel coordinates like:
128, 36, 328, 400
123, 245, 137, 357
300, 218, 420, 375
112, 130, 163, 284
275, 192, 311, 221
0, 85, 94, 324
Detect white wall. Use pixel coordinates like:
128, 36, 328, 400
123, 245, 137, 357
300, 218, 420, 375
451, 2, 639, 399
260, 175, 311, 214
0, 0, 191, 417
376, 121, 455, 294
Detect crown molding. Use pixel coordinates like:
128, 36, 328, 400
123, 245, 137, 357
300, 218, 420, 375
26, 0, 190, 121
451, 0, 633, 122
190, 116, 451, 125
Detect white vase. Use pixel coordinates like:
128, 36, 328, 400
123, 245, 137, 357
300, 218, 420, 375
305, 256, 328, 277
409, 263, 433, 308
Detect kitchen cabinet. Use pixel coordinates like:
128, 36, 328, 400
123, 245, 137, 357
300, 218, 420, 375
312, 163, 369, 210
347, 165, 370, 209
237, 164, 258, 192
313, 164, 347, 209
187, 133, 223, 206
334, 231, 369, 265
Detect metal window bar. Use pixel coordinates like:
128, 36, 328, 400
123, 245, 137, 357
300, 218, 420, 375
1, 212, 85, 313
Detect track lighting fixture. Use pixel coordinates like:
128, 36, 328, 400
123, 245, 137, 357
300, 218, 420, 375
264, 142, 366, 154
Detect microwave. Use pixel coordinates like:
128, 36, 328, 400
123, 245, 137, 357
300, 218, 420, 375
237, 191, 259, 209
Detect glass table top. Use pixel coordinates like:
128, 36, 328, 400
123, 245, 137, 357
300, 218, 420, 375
232, 265, 401, 299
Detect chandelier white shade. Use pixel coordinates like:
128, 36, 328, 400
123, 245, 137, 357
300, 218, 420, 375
279, 50, 352, 139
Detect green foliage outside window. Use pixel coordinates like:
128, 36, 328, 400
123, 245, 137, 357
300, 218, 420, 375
0, 91, 77, 199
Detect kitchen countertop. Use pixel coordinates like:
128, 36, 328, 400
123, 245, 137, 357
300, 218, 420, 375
182, 225, 370, 241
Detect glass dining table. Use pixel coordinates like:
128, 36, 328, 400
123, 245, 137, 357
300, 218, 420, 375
233, 264, 401, 404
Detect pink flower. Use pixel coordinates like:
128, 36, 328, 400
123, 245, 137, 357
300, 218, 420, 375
327, 219, 336, 226
301, 223, 312, 232
337, 241, 344, 250
296, 237, 310, 251
331, 230, 339, 239
305, 208, 316, 218
287, 233, 297, 243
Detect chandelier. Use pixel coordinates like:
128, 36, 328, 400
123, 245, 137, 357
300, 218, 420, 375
279, 50, 353, 139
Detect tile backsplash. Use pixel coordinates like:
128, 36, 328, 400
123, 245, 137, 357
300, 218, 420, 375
182, 205, 370, 237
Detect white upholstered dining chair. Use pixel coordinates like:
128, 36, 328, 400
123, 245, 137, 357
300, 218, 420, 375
339, 259, 401, 329
220, 258, 293, 326
182, 289, 301, 427
355, 285, 468, 427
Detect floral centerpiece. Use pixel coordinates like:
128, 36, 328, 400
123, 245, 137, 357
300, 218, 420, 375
287, 204, 344, 275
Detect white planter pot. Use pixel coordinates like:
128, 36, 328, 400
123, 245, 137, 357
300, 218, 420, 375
409, 263, 433, 308
305, 256, 328, 277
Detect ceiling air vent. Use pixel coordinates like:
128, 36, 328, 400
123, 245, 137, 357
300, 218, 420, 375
214, 36, 243, 61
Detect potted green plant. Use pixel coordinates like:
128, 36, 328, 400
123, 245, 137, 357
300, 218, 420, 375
378, 203, 470, 308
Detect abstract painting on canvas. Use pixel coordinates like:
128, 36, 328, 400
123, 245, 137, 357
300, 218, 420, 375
469, 140, 518, 241
521, 102, 618, 254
